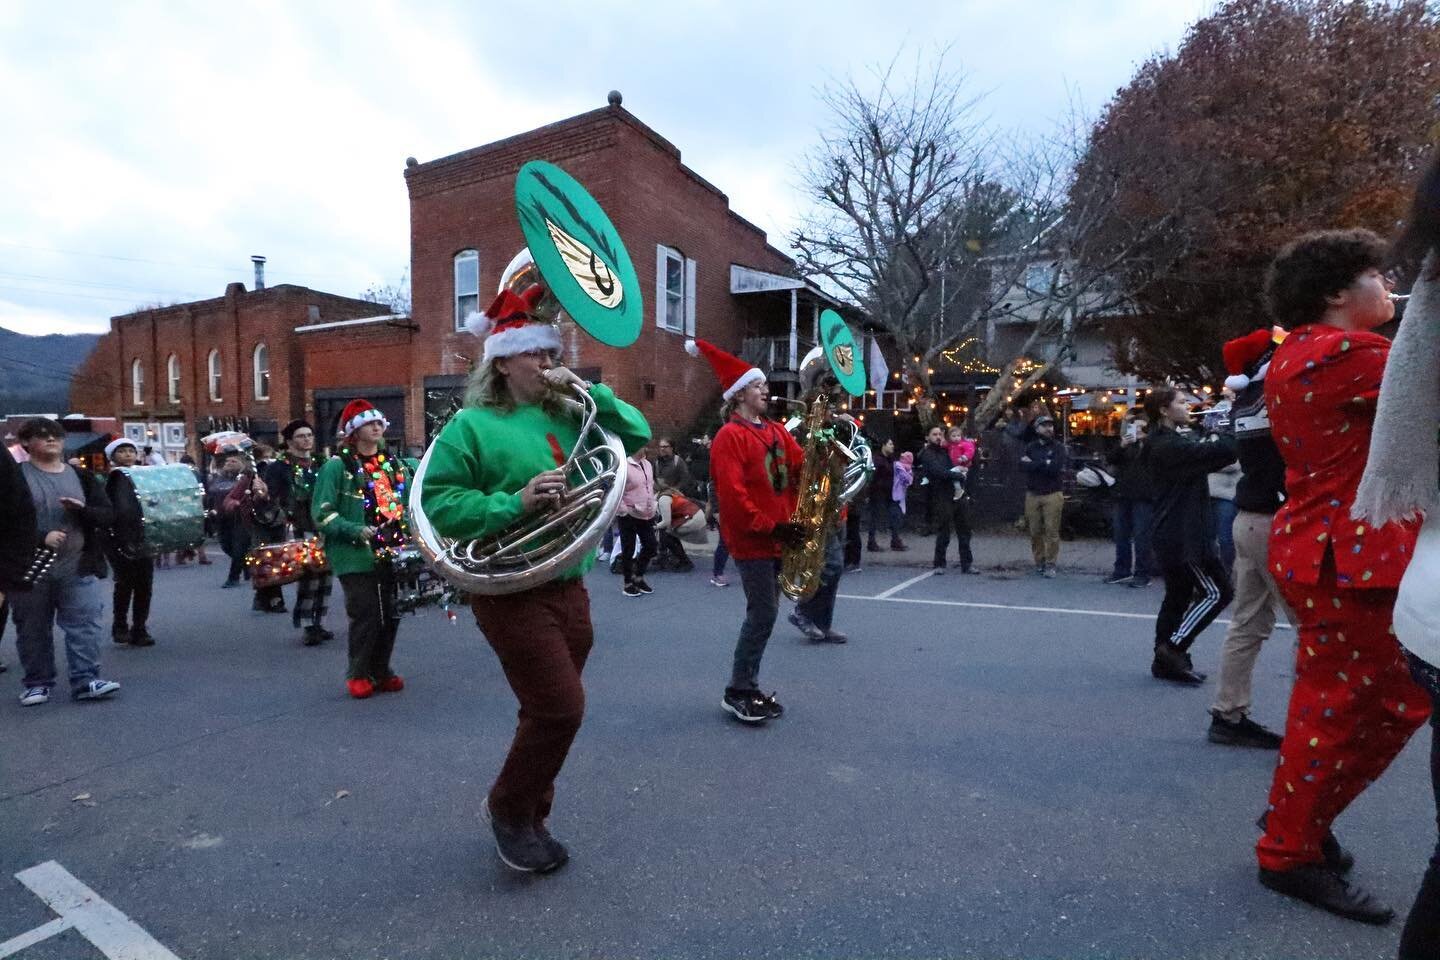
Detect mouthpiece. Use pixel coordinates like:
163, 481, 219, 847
1389, 293, 1410, 303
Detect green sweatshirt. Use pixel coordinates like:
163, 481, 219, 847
420, 383, 650, 582
311, 448, 417, 577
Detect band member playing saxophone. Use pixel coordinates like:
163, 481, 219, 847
421, 286, 649, 874
687, 338, 804, 725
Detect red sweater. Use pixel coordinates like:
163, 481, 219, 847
711, 414, 804, 561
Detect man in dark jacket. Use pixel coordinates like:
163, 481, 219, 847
1020, 416, 1068, 578
918, 427, 974, 574
1208, 330, 1291, 748
103, 438, 156, 647
0, 441, 38, 676
1145, 390, 1238, 685
9, 418, 121, 706
1107, 414, 1157, 586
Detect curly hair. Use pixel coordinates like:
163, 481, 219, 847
1264, 228, 1387, 328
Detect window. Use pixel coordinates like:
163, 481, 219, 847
1025, 262, 1052, 294
454, 250, 479, 330
253, 342, 270, 400
167, 354, 180, 403
655, 245, 696, 335
131, 359, 144, 405
208, 349, 222, 401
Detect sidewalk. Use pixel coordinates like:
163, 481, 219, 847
683, 529, 1116, 576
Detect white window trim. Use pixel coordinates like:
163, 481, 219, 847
167, 354, 180, 403
655, 245, 696, 336
208, 349, 222, 401
131, 359, 144, 406
454, 249, 479, 331
252, 342, 270, 401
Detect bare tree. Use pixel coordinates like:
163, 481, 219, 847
360, 270, 411, 316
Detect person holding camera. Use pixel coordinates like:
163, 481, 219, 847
1107, 414, 1157, 586
689, 338, 804, 725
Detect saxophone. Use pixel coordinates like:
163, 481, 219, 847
779, 394, 846, 601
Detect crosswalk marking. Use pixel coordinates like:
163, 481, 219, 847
2, 861, 181, 959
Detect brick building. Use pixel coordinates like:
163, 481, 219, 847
400, 92, 842, 445
71, 95, 843, 455
69, 280, 390, 460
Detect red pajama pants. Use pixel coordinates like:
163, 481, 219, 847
1256, 569, 1429, 871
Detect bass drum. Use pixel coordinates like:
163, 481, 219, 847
116, 464, 206, 558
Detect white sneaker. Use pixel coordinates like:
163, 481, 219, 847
74, 679, 121, 701
19, 686, 49, 706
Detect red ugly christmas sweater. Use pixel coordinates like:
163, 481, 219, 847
710, 414, 804, 561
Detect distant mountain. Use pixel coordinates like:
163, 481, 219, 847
0, 326, 103, 416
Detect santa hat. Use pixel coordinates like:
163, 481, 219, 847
1222, 327, 1286, 392
337, 399, 389, 439
684, 338, 765, 401
104, 437, 137, 460
464, 284, 563, 364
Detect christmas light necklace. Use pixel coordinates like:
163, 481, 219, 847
340, 444, 409, 556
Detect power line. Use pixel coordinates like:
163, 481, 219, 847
0, 238, 368, 282
0, 271, 210, 300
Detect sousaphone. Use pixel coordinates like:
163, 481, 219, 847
409, 160, 643, 595
790, 309, 874, 504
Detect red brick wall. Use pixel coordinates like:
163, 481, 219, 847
405, 105, 797, 442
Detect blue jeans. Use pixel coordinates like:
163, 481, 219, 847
1111, 498, 1156, 579
796, 531, 844, 632
1211, 497, 1237, 574
867, 497, 903, 542
713, 538, 730, 578
1402, 652, 1440, 957
12, 573, 105, 693
731, 558, 781, 691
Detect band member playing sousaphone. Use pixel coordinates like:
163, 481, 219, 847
262, 419, 334, 646
421, 279, 649, 873
687, 337, 805, 725
312, 401, 415, 700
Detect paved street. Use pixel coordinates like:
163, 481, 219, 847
0, 555, 1429, 959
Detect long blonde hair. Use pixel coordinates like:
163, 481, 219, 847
464, 357, 567, 416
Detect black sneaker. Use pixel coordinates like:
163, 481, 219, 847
302, 626, 324, 647
1151, 642, 1204, 686
753, 691, 784, 719
622, 581, 642, 597
112, 624, 131, 645
1258, 864, 1393, 924
1182, 650, 1208, 682
481, 799, 564, 873
533, 821, 570, 870
634, 577, 653, 595
788, 612, 825, 641
1128, 576, 1151, 588
129, 628, 155, 647
1209, 712, 1283, 749
721, 688, 769, 724
1104, 573, 1132, 584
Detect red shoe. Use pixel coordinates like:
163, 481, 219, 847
347, 678, 375, 699
376, 675, 405, 693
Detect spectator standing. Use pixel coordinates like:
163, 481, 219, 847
8, 418, 121, 706
918, 427, 974, 574
1107, 414, 1157, 587
892, 450, 914, 548
653, 439, 691, 496
616, 446, 659, 598
1020, 415, 1067, 578
866, 439, 899, 552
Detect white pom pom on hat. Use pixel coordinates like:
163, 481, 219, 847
684, 339, 700, 358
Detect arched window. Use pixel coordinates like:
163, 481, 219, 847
131, 359, 144, 405
454, 249, 479, 331
208, 349, 222, 401
167, 354, 181, 403
252, 342, 270, 400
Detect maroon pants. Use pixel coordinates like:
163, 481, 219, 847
1257, 566, 1429, 871
471, 578, 594, 827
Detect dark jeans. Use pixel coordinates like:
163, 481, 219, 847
931, 496, 973, 570
218, 521, 250, 583
1401, 652, 1440, 960
713, 538, 730, 578
339, 569, 400, 682
111, 554, 153, 631
731, 557, 781, 691
796, 531, 844, 632
866, 497, 902, 542
1112, 498, 1157, 579
1211, 497, 1237, 575
844, 508, 862, 568
12, 573, 104, 692
1155, 556, 1234, 652
617, 515, 657, 581
471, 579, 593, 826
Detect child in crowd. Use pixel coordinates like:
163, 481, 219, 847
947, 427, 976, 501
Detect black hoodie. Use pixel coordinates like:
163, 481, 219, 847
1147, 425, 1238, 565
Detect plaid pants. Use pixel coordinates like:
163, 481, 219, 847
292, 570, 332, 629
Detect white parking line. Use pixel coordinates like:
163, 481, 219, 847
873, 570, 940, 600
840, 592, 1160, 620
2, 861, 181, 959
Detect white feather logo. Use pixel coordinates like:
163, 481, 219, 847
545, 219, 623, 308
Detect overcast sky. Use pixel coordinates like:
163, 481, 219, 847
0, 0, 1216, 336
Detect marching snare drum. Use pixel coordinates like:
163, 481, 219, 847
245, 537, 330, 590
